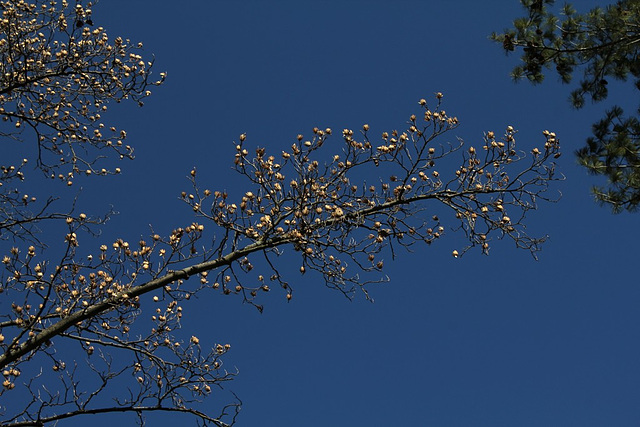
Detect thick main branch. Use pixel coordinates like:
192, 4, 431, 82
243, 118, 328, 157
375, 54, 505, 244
0, 235, 290, 369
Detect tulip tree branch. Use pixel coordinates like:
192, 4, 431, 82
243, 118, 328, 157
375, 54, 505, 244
1, 91, 562, 425
0, 3, 563, 425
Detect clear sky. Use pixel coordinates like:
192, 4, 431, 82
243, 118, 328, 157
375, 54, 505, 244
7, 1, 640, 426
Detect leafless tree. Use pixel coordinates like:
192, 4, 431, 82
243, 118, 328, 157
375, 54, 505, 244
0, 1, 563, 426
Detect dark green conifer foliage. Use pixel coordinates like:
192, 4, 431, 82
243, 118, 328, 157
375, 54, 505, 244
492, 0, 640, 212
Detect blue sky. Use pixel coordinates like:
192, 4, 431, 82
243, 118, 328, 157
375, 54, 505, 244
6, 1, 640, 426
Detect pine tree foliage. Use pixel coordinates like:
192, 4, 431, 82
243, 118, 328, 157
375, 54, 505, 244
492, 0, 640, 212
